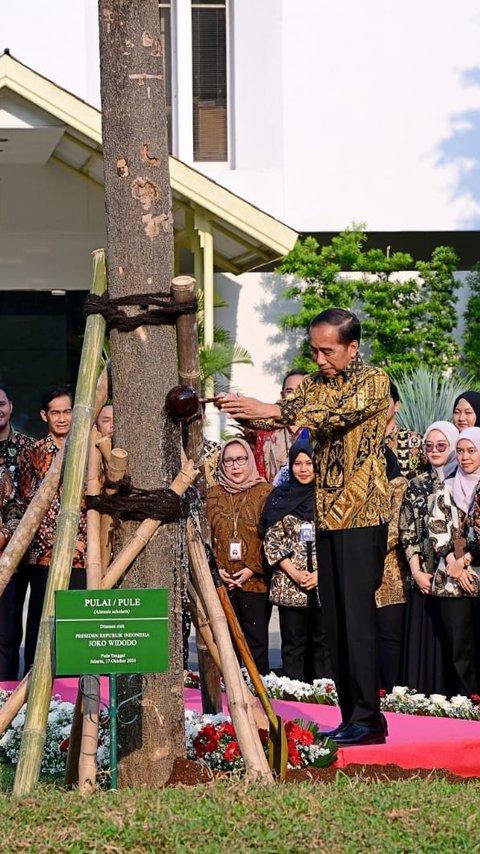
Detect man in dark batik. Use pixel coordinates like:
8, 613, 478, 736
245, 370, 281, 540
219, 308, 391, 746
0, 384, 33, 679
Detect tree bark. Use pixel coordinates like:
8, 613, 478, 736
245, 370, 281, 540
98, 0, 183, 786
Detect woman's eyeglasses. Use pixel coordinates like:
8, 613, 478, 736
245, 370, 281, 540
424, 442, 448, 453
223, 455, 248, 468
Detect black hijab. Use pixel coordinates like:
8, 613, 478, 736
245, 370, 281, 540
259, 439, 315, 536
452, 391, 480, 426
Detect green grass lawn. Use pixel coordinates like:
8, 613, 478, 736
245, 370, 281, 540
0, 773, 478, 853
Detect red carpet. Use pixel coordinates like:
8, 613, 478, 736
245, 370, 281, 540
184, 688, 480, 778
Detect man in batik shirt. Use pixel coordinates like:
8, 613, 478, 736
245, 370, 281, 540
219, 308, 391, 746
17, 386, 87, 674
0, 384, 33, 679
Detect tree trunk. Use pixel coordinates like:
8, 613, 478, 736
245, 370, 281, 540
98, 0, 183, 786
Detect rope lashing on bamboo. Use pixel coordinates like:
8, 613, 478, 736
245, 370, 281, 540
84, 291, 197, 332
85, 476, 190, 521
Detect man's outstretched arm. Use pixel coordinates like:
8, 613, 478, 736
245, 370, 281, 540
216, 393, 282, 423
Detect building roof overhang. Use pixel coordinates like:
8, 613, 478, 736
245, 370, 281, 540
0, 52, 297, 273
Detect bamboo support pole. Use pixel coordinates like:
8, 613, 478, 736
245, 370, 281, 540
13, 248, 107, 797
99, 448, 128, 572
186, 520, 272, 781
96, 435, 112, 464
100, 461, 198, 590
63, 691, 84, 789
0, 674, 30, 736
187, 580, 267, 732
76, 429, 105, 793
0, 449, 64, 597
172, 275, 222, 714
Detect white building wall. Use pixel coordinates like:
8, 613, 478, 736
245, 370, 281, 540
5, 1, 480, 233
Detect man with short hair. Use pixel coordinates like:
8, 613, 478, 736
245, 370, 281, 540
17, 386, 87, 674
95, 403, 113, 438
219, 308, 391, 746
0, 384, 33, 679
254, 369, 308, 483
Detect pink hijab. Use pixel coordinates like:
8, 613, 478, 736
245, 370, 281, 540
218, 438, 266, 494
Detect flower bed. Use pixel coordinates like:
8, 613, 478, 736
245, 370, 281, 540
0, 690, 110, 777
185, 671, 480, 721
185, 710, 337, 771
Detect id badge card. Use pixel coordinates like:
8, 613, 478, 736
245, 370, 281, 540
300, 522, 313, 543
229, 539, 243, 561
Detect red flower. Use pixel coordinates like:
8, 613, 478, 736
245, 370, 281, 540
258, 728, 269, 743
59, 738, 70, 753
379, 688, 386, 698
471, 694, 480, 705
223, 741, 241, 762
287, 745, 302, 767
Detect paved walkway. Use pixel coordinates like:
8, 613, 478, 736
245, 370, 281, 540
188, 604, 282, 672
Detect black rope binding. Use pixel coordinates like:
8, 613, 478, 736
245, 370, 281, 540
84, 291, 197, 332
85, 476, 190, 522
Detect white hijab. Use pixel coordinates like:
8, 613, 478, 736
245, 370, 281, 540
424, 420, 458, 482
446, 426, 480, 514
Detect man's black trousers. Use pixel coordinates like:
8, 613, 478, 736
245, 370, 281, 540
316, 524, 388, 727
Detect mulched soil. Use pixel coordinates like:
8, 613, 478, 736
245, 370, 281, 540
166, 757, 473, 787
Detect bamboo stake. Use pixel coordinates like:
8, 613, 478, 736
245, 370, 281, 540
100, 461, 198, 590
96, 435, 112, 464
76, 428, 105, 793
99, 448, 128, 572
13, 249, 107, 797
63, 691, 83, 789
186, 520, 272, 781
0, 449, 64, 598
0, 674, 30, 736
187, 580, 267, 732
172, 276, 222, 714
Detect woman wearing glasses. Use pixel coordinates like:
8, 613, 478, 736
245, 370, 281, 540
206, 438, 272, 674
399, 420, 459, 694
428, 427, 480, 696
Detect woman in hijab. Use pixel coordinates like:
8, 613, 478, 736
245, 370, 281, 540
260, 439, 331, 682
428, 426, 480, 696
399, 420, 459, 694
206, 438, 272, 674
452, 391, 480, 432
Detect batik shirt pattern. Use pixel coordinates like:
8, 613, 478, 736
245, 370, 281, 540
0, 429, 33, 545
263, 514, 318, 608
249, 355, 391, 530
17, 435, 87, 568
428, 483, 480, 597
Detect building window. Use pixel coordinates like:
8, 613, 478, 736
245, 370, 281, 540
159, 2, 173, 153
192, 1, 227, 162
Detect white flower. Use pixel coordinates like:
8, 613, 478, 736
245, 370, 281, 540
391, 686, 409, 697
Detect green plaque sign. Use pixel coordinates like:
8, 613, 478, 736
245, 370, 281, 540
55, 588, 169, 675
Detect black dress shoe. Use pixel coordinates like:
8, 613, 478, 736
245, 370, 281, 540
330, 722, 386, 747
319, 722, 347, 738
